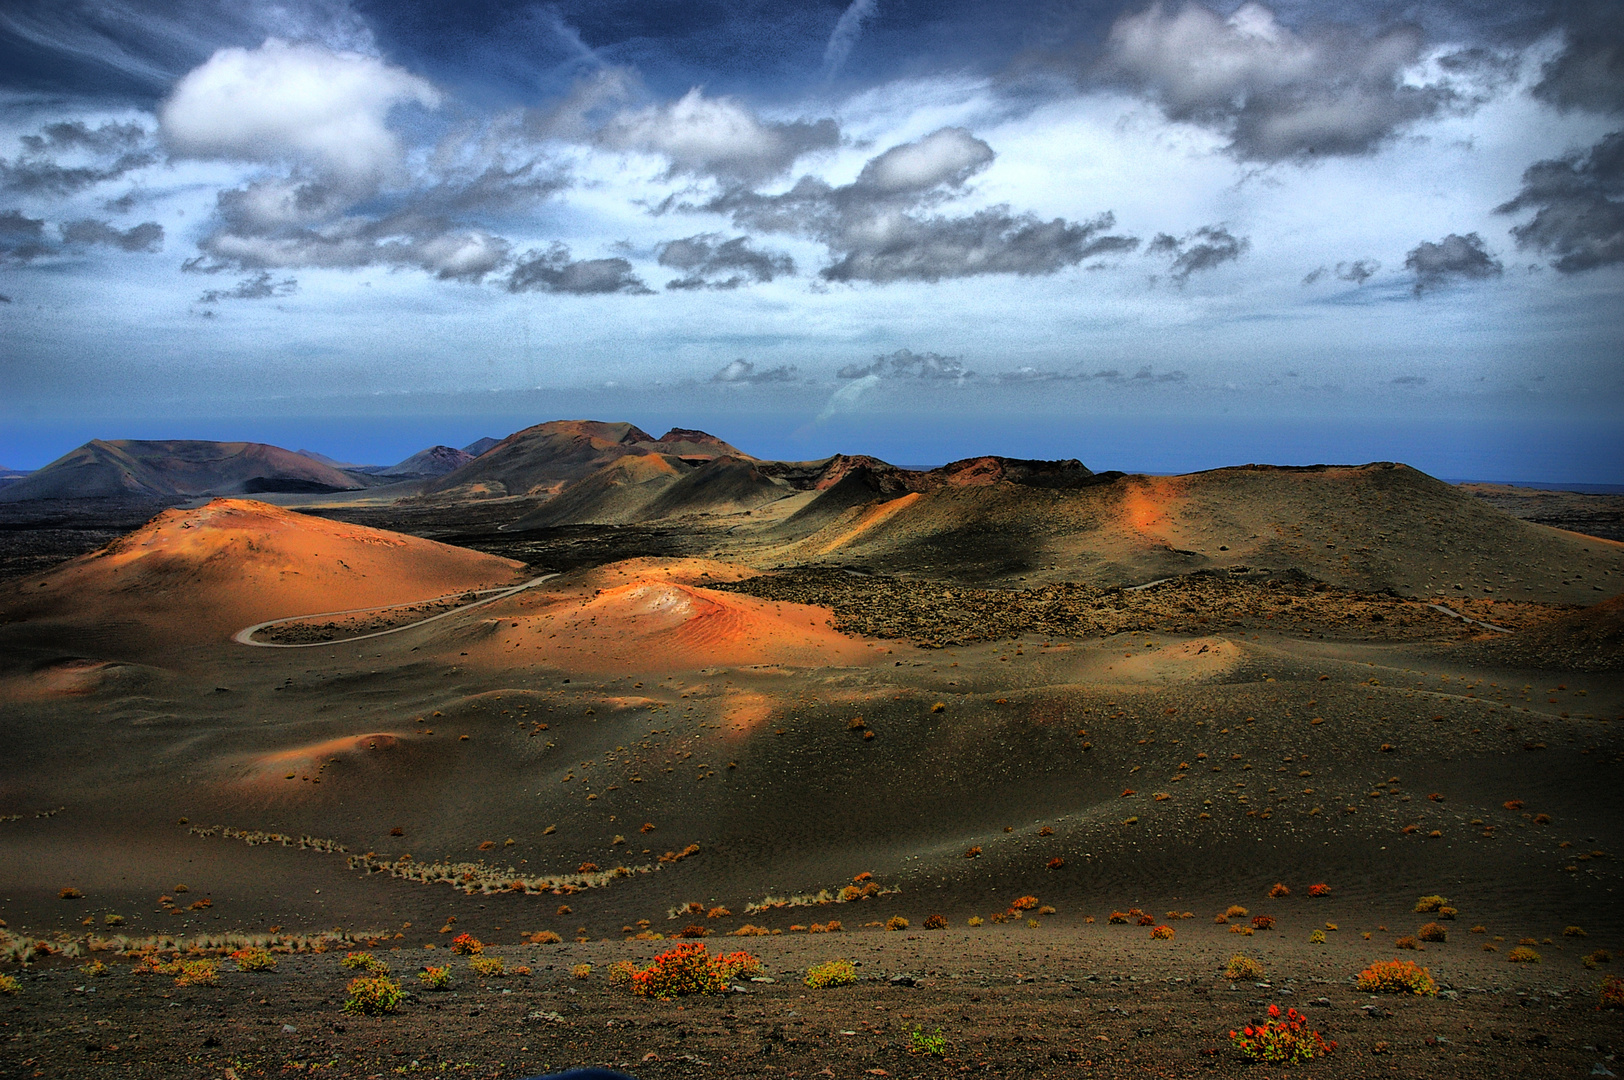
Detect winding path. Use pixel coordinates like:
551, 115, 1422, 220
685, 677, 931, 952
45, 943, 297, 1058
233, 573, 559, 648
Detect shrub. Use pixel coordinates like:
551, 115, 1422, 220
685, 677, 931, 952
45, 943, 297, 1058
1010, 896, 1040, 912
809, 921, 843, 933
626, 943, 759, 999
59, 887, 83, 900
1229, 1004, 1336, 1063
470, 956, 506, 977
174, 959, 218, 987
418, 965, 451, 990
1469, 925, 1488, 934
1508, 946, 1540, 964
706, 906, 732, 919
1250, 915, 1275, 930
79, 960, 109, 978
805, 959, 858, 989
1583, 950, 1612, 969
1563, 926, 1587, 938
1418, 922, 1448, 943
1230, 925, 1255, 935
570, 963, 592, 980
967, 916, 984, 927
1038, 905, 1056, 916
450, 933, 483, 955
1268, 883, 1291, 899
608, 960, 637, 987
1395, 936, 1420, 950
675, 924, 711, 939
341, 951, 381, 970
1414, 895, 1448, 913
343, 975, 403, 1015
839, 886, 862, 902
231, 948, 277, 972
1150, 925, 1174, 940
886, 916, 909, 931
1601, 975, 1624, 1009
1356, 959, 1437, 996
1109, 911, 1131, 925
923, 914, 947, 930
0, 973, 16, 995
729, 924, 771, 937
1309, 930, 1326, 944
1308, 884, 1331, 897
1226, 905, 1249, 918
964, 846, 981, 858
1137, 913, 1156, 926
1047, 857, 1065, 870
1226, 954, 1265, 980
103, 914, 124, 926
908, 1026, 948, 1057
528, 930, 562, 944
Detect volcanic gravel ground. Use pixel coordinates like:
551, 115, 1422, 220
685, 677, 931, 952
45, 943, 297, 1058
6, 930, 1621, 1080
714, 569, 1570, 648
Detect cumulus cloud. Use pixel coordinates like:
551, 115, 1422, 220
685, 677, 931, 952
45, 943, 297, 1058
1495, 131, 1624, 273
824, 0, 879, 79
1404, 232, 1502, 295
597, 88, 838, 182
1102, 2, 1453, 161
838, 348, 972, 380
197, 271, 297, 303
1147, 225, 1249, 281
0, 209, 48, 262
181, 178, 516, 282
1, 120, 156, 196
656, 233, 794, 290
60, 217, 163, 252
160, 39, 440, 185
709, 127, 1137, 283
712, 358, 799, 383
1302, 259, 1379, 285
506, 243, 651, 295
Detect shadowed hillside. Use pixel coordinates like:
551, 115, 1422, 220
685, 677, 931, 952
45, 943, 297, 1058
0, 440, 365, 503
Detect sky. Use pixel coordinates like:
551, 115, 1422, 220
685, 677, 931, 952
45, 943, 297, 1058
0, 0, 1621, 480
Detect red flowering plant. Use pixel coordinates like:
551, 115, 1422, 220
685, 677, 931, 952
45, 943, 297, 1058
625, 942, 760, 999
1229, 1003, 1336, 1063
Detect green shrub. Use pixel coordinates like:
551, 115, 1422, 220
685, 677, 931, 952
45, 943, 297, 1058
804, 958, 858, 989
908, 1027, 947, 1057
469, 955, 505, 977
417, 964, 452, 990
343, 975, 403, 1015
173, 959, 218, 987
0, 973, 18, 995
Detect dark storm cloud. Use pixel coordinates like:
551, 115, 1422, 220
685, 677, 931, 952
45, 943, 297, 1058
1404, 232, 1503, 295
1098, 2, 1459, 162
1495, 131, 1624, 273
0, 209, 48, 261
505, 243, 651, 295
656, 233, 794, 290
839, 349, 972, 380
707, 127, 1137, 284
1302, 259, 1380, 285
197, 271, 297, 303
60, 217, 163, 252
712, 359, 798, 383
1530, 0, 1624, 114
1148, 225, 1249, 281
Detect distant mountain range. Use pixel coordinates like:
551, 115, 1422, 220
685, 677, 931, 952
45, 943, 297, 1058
0, 439, 365, 503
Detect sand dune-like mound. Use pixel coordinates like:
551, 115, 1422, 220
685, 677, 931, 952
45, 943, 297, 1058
0, 656, 158, 701
422, 420, 752, 501
0, 498, 526, 647
758, 462, 1624, 603
0, 439, 364, 503
456, 575, 880, 673
230, 732, 426, 792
